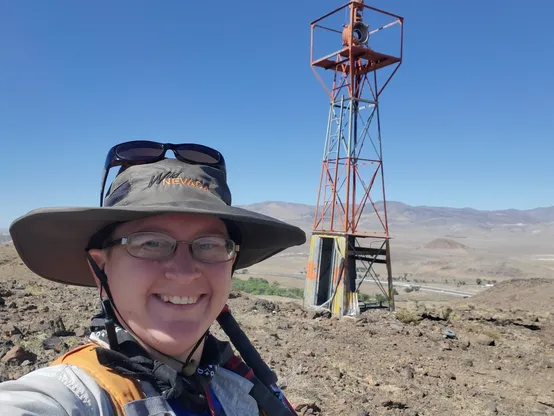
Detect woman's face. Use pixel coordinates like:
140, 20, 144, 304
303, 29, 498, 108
88, 213, 234, 358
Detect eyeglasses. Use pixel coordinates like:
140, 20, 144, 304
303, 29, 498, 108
100, 141, 226, 206
103, 232, 239, 263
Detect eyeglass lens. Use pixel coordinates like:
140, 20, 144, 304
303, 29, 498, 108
126, 232, 234, 262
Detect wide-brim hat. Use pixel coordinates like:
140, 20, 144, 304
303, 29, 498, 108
9, 158, 306, 287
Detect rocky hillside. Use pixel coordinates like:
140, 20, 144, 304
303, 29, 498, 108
0, 243, 553, 415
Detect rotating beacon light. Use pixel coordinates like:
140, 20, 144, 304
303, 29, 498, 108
342, 0, 369, 46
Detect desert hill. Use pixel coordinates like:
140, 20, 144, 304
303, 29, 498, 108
0, 254, 553, 415
461, 278, 554, 314
424, 238, 469, 250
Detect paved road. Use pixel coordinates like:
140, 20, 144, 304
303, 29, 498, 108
251, 271, 474, 298
387, 281, 474, 297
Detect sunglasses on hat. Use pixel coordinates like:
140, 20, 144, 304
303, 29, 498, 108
100, 140, 226, 206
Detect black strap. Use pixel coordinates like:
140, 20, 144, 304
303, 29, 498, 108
89, 296, 295, 415
217, 308, 295, 416
217, 308, 277, 386
95, 335, 227, 413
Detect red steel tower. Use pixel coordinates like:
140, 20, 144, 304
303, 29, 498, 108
304, 1, 403, 316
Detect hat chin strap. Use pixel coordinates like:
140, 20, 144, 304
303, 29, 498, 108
85, 253, 205, 374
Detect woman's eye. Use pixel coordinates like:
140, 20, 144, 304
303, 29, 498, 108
199, 243, 216, 250
196, 239, 224, 250
143, 240, 162, 248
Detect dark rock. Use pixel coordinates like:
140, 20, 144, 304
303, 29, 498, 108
294, 402, 322, 414
251, 300, 280, 314
0, 345, 9, 360
381, 400, 408, 409
310, 310, 331, 319
1, 346, 37, 364
42, 336, 68, 353
49, 317, 74, 337
0, 289, 13, 297
2, 323, 22, 336
0, 296, 4, 307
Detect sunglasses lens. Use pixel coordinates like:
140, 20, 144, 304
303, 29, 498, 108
176, 145, 221, 164
116, 141, 164, 161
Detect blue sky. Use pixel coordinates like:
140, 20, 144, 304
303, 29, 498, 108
1, 0, 553, 227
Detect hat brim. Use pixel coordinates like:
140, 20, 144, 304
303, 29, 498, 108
9, 203, 307, 287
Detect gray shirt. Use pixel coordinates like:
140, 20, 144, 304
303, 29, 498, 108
0, 357, 259, 415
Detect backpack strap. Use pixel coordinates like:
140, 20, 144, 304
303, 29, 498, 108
51, 343, 146, 416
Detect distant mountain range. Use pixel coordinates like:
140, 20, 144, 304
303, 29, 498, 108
3, 201, 554, 246
2, 202, 554, 280
238, 201, 554, 233
239, 201, 554, 280
0, 231, 11, 245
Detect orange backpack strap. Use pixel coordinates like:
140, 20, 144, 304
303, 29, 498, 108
51, 342, 146, 415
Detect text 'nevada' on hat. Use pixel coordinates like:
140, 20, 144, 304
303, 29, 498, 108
9, 158, 306, 287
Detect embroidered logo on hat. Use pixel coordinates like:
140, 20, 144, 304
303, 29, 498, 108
148, 171, 209, 191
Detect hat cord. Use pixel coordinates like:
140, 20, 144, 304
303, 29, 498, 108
85, 253, 205, 374
85, 255, 296, 415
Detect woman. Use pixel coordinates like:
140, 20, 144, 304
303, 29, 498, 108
0, 141, 306, 415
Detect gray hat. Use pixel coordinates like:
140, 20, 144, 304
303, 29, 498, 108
9, 158, 306, 287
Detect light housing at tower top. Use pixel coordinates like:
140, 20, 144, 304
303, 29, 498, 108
342, 0, 369, 46
310, 1, 404, 100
